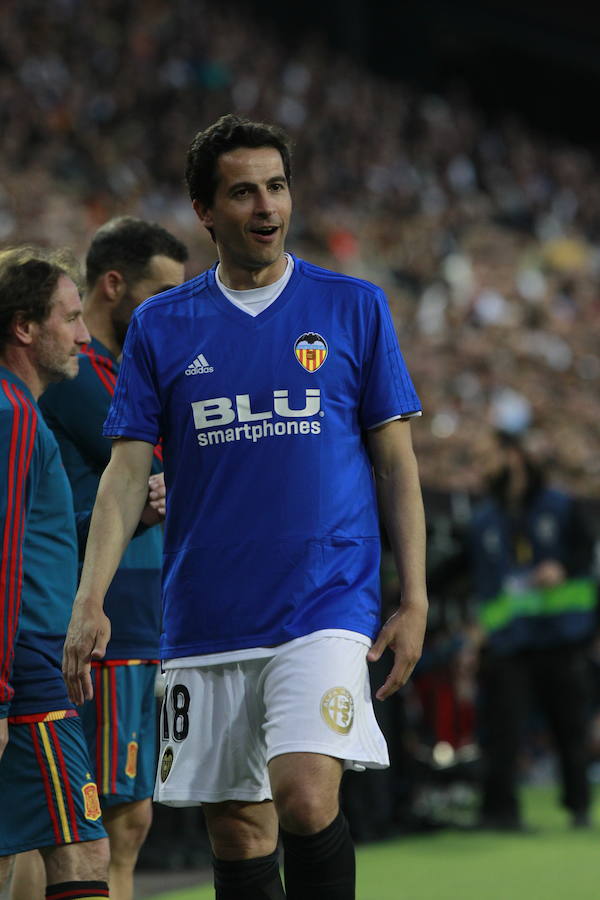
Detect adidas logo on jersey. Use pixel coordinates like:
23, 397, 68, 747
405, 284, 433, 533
185, 353, 214, 375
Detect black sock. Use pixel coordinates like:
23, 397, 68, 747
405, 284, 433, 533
281, 810, 355, 899
46, 882, 109, 899
212, 849, 286, 899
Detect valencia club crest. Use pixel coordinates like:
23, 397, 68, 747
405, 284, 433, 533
294, 332, 328, 372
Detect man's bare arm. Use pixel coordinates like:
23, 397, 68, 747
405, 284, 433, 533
62, 438, 155, 704
366, 419, 428, 700
0, 718, 7, 763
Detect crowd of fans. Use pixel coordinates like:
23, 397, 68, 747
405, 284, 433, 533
2, 0, 600, 502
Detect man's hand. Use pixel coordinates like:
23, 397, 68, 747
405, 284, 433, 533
140, 472, 166, 526
62, 600, 111, 705
367, 598, 427, 700
531, 560, 566, 589
0, 717, 8, 762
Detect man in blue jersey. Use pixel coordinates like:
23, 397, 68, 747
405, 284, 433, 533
26, 218, 187, 900
63, 114, 428, 900
0, 247, 111, 900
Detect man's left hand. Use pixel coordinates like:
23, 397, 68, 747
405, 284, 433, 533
367, 598, 428, 700
140, 472, 166, 525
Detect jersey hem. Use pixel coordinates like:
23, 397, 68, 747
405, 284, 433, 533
161, 627, 373, 667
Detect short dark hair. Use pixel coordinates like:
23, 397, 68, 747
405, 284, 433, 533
185, 113, 293, 208
0, 246, 81, 353
85, 216, 189, 288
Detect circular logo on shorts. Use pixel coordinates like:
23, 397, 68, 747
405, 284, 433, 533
320, 687, 354, 735
160, 746, 174, 782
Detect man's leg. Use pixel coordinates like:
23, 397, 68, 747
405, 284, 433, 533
203, 799, 285, 899
9, 850, 45, 899
41, 837, 110, 899
101, 798, 153, 900
532, 645, 592, 824
0, 855, 14, 893
477, 652, 528, 828
270, 753, 355, 900
0, 716, 109, 898
82, 662, 157, 899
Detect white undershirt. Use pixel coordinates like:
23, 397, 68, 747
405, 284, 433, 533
215, 254, 294, 315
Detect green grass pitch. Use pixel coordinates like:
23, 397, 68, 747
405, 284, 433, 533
148, 784, 600, 900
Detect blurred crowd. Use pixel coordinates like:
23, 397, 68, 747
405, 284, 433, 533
2, 0, 600, 500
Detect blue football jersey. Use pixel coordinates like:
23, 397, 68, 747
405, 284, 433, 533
104, 255, 422, 658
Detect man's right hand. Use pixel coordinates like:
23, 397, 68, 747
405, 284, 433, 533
0, 717, 8, 762
62, 600, 111, 705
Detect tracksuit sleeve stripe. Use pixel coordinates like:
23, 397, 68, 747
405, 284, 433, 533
82, 345, 117, 396
0, 382, 38, 706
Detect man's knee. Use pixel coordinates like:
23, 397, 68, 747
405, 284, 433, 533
42, 838, 110, 885
104, 798, 153, 864
204, 800, 279, 860
270, 754, 342, 835
274, 783, 338, 835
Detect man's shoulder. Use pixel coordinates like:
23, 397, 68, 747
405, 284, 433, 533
535, 486, 572, 512
135, 271, 211, 322
294, 256, 384, 299
469, 496, 500, 526
0, 378, 39, 425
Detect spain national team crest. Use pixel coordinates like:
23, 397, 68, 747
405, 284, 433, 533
125, 740, 139, 778
294, 332, 328, 373
320, 687, 354, 735
82, 781, 102, 821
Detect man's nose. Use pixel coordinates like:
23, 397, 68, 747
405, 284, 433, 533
77, 318, 91, 345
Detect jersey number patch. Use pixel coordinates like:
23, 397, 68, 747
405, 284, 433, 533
162, 683, 190, 742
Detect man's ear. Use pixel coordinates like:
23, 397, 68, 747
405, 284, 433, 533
12, 313, 36, 346
99, 269, 127, 304
192, 199, 213, 229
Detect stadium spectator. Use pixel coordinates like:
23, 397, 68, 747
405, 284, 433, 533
13, 218, 187, 900
1, 1, 600, 501
0, 247, 110, 900
468, 429, 597, 830
60, 113, 428, 900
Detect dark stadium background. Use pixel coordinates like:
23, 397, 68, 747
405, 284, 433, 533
241, 0, 600, 145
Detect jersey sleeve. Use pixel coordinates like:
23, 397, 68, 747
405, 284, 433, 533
103, 314, 161, 444
0, 389, 38, 717
358, 288, 422, 430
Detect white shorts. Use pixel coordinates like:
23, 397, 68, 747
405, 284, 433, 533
155, 632, 390, 805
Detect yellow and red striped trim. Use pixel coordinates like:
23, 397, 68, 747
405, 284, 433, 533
9, 708, 78, 725
30, 720, 80, 844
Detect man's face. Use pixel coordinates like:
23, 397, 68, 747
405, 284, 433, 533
34, 275, 90, 383
112, 254, 186, 346
194, 146, 291, 281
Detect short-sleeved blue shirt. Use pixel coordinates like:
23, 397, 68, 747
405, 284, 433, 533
104, 255, 421, 658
